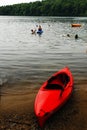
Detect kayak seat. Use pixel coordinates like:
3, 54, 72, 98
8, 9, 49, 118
46, 84, 64, 91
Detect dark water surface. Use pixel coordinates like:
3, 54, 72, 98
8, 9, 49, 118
0, 16, 87, 93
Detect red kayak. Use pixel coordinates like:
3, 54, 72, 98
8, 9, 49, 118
71, 23, 81, 27
34, 67, 74, 127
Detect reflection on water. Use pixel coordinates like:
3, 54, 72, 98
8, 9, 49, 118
0, 16, 87, 92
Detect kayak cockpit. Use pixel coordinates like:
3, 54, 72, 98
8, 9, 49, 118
44, 73, 70, 90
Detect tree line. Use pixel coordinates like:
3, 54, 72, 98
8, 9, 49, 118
0, 0, 87, 16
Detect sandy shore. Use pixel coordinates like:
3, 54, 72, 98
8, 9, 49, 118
0, 82, 87, 130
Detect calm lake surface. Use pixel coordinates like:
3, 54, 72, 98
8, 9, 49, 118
0, 16, 87, 93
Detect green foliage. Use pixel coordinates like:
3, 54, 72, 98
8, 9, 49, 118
0, 0, 87, 16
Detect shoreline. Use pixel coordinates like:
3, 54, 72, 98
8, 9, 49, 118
0, 83, 87, 130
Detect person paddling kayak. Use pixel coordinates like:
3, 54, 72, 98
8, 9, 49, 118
37, 25, 43, 34
38, 25, 42, 31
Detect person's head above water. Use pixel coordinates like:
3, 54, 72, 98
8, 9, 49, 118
75, 34, 78, 39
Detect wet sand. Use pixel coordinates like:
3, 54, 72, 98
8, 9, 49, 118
0, 81, 87, 130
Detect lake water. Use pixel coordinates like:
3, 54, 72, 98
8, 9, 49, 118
0, 16, 87, 93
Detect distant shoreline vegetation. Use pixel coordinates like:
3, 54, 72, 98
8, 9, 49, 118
0, 0, 87, 16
